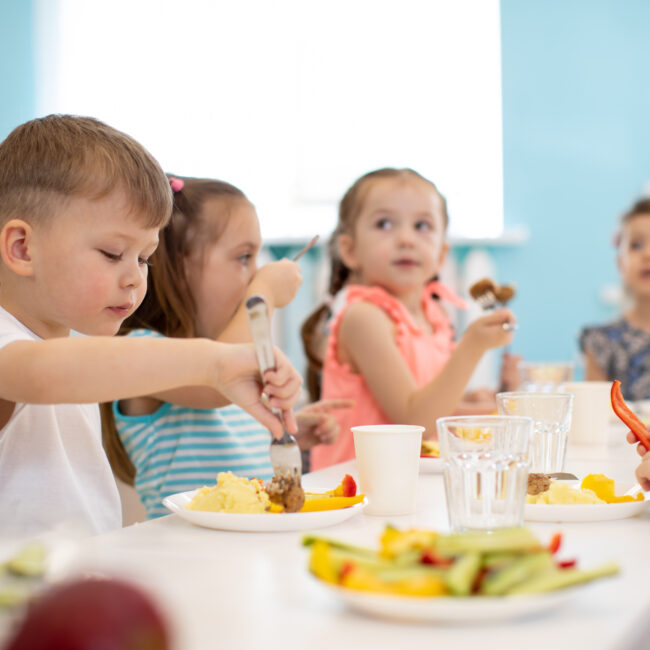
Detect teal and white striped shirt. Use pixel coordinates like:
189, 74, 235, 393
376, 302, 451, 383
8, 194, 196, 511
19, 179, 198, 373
113, 330, 273, 518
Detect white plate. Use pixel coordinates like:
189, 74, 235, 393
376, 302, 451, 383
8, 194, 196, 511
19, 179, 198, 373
162, 490, 367, 532
419, 456, 443, 474
318, 581, 574, 623
525, 498, 647, 522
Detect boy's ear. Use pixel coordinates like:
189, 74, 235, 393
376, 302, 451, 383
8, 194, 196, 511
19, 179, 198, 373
336, 233, 359, 271
0, 219, 35, 277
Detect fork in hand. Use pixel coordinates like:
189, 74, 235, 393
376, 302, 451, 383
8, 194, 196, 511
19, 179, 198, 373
469, 279, 518, 332
245, 295, 302, 482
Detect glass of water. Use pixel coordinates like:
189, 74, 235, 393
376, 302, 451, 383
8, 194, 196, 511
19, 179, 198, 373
436, 416, 532, 532
496, 392, 573, 473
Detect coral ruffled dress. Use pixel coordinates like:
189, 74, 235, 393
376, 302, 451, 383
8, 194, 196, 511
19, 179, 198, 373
311, 281, 467, 470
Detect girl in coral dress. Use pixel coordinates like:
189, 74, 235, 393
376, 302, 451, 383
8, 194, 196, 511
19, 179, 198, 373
302, 168, 516, 470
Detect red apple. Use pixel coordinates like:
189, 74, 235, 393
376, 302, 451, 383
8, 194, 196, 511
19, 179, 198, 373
6, 577, 169, 650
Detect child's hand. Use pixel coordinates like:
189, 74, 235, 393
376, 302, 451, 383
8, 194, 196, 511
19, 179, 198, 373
635, 448, 650, 492
252, 259, 303, 308
464, 309, 516, 352
213, 342, 302, 439
294, 398, 354, 449
626, 428, 650, 457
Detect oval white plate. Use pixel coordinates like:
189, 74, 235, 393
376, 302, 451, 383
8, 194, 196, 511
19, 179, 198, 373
525, 498, 647, 522
419, 456, 443, 474
318, 581, 574, 623
162, 490, 367, 532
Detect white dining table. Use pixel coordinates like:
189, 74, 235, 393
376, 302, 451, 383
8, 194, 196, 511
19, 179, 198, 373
59, 439, 649, 650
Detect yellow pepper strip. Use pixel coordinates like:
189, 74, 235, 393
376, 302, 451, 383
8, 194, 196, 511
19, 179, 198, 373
300, 495, 365, 512
268, 494, 365, 513
581, 474, 644, 503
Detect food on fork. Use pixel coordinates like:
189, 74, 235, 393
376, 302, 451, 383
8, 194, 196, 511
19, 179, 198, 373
469, 278, 516, 306
304, 526, 618, 597
266, 471, 305, 513
494, 285, 515, 304
420, 439, 440, 457
468, 278, 496, 300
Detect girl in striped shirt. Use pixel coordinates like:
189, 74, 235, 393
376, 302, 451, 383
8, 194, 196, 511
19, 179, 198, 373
101, 176, 349, 518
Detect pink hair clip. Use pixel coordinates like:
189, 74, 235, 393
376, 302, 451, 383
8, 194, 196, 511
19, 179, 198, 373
169, 177, 184, 193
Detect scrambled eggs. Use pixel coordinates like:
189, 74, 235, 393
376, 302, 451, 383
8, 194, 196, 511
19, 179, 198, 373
186, 472, 270, 513
526, 481, 604, 505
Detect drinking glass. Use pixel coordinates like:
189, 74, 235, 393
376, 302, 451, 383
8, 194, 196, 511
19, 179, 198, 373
436, 416, 532, 532
496, 392, 573, 473
518, 361, 574, 393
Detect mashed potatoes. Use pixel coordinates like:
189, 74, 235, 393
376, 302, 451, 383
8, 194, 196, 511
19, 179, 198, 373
186, 472, 271, 513
526, 480, 605, 505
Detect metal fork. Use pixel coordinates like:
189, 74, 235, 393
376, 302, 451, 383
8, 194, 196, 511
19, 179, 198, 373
245, 295, 302, 481
474, 290, 518, 331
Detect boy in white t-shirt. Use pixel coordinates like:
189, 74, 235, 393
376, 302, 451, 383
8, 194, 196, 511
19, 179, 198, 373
0, 115, 302, 537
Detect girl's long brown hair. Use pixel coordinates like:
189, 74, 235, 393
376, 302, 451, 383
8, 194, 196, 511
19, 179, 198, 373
300, 168, 448, 402
101, 176, 249, 484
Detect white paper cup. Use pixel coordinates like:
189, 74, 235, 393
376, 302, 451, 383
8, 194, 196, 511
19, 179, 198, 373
351, 425, 424, 516
560, 381, 613, 447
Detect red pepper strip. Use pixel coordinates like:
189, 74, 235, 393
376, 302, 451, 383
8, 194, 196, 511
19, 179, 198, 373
548, 532, 562, 554
339, 560, 355, 581
557, 559, 577, 569
341, 474, 357, 497
611, 380, 650, 451
472, 567, 489, 593
420, 549, 454, 567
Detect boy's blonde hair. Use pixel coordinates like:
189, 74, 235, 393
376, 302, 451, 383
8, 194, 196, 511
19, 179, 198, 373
0, 114, 172, 228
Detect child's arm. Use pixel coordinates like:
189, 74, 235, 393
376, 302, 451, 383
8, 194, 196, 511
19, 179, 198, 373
337, 302, 514, 431
584, 350, 608, 381
0, 337, 300, 437
219, 259, 302, 343
128, 260, 303, 411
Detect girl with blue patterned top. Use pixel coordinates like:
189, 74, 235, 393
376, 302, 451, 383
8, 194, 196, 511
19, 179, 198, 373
580, 198, 650, 400
101, 176, 350, 518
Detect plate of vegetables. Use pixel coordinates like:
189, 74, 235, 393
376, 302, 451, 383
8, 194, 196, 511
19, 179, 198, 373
305, 526, 618, 622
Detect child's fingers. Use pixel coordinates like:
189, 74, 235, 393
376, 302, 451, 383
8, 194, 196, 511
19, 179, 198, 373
315, 416, 340, 444
282, 409, 298, 434
626, 431, 638, 444
266, 376, 303, 410
246, 403, 285, 439
313, 398, 355, 413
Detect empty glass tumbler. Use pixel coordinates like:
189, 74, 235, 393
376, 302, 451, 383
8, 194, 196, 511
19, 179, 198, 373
496, 392, 573, 473
437, 415, 532, 532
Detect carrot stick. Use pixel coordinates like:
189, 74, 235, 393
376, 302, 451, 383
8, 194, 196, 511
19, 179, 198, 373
610, 380, 650, 451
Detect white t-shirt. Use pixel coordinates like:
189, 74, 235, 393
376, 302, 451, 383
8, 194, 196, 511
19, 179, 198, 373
0, 306, 121, 536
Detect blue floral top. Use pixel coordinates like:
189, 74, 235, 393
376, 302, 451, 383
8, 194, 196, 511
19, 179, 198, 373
579, 319, 650, 400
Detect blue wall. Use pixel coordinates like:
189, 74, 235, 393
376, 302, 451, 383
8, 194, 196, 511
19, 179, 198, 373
2, 0, 650, 374
0, 0, 36, 139
498, 0, 650, 367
